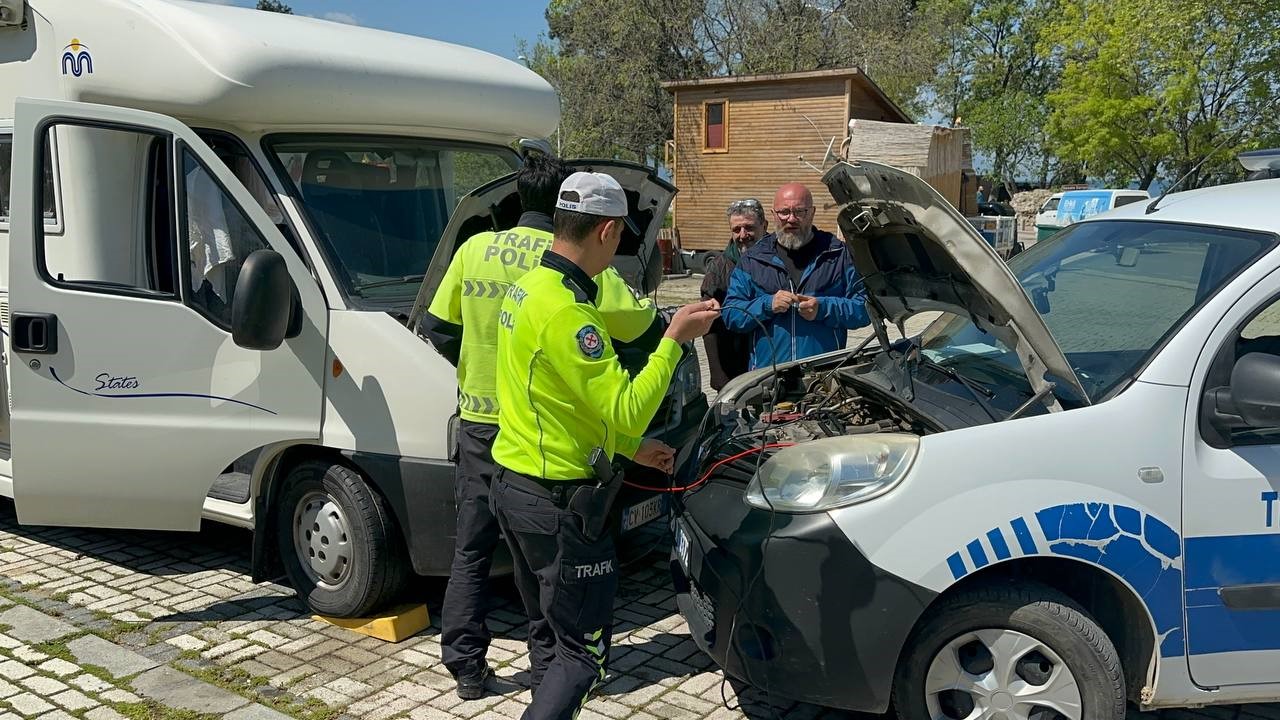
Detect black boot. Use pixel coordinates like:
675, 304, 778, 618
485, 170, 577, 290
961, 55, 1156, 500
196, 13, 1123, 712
454, 661, 493, 700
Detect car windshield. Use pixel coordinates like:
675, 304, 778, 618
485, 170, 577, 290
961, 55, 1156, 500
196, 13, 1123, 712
267, 135, 518, 299
919, 220, 1276, 403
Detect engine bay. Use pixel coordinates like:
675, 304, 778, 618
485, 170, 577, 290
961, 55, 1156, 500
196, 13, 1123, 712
690, 358, 938, 486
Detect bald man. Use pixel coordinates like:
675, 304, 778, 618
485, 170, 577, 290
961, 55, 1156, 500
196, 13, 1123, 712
722, 182, 870, 368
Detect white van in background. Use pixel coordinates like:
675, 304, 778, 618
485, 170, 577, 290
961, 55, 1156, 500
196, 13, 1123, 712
0, 0, 704, 618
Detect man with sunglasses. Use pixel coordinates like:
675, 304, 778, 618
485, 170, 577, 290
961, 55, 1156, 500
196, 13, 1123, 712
700, 198, 767, 390
723, 182, 870, 369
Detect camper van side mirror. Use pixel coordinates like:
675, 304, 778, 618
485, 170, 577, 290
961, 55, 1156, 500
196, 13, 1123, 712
232, 249, 296, 351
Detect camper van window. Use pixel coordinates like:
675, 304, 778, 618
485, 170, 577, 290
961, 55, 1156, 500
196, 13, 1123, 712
0, 135, 60, 227
37, 124, 177, 298
265, 136, 518, 300
181, 148, 270, 327
1114, 195, 1146, 208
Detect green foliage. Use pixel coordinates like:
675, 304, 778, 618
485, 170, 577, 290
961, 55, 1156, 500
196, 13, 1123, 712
255, 0, 293, 13
1042, 0, 1280, 189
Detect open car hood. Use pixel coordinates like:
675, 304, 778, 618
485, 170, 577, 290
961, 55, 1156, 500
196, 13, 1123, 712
409, 160, 676, 329
822, 160, 1088, 408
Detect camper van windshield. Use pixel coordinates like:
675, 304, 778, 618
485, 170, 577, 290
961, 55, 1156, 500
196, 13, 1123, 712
266, 136, 518, 299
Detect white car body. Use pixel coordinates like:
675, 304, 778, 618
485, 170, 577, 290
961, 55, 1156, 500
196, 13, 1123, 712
675, 160, 1280, 715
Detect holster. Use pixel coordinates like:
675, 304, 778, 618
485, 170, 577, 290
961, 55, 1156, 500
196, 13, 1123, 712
568, 447, 622, 542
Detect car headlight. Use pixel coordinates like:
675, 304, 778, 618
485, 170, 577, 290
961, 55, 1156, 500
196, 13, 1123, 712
744, 434, 918, 512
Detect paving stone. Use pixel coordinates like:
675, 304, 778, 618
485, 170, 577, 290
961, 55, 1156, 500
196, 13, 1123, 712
33, 712, 77, 720
11, 647, 49, 664
7, 692, 55, 717
68, 674, 112, 694
66, 635, 160, 679
0, 661, 36, 681
302, 686, 350, 706
98, 689, 139, 704
34, 659, 79, 678
49, 689, 96, 712
18, 677, 68, 696
0, 606, 76, 644
129, 666, 250, 714
83, 708, 128, 720
222, 704, 295, 720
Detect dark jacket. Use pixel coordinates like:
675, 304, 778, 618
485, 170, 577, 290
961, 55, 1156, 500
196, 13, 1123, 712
723, 228, 870, 369
700, 240, 752, 390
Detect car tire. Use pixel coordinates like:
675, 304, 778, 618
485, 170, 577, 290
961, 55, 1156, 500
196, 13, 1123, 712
893, 581, 1125, 720
276, 460, 410, 618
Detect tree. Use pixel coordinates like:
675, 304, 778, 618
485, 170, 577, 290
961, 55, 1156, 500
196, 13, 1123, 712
256, 0, 293, 13
1043, 0, 1280, 190
928, 0, 1060, 190
523, 0, 950, 162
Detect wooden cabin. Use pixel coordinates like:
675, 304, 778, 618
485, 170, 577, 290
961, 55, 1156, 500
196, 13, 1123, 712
662, 68, 911, 253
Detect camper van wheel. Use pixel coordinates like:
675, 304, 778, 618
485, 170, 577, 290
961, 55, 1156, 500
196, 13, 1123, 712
276, 460, 409, 618
893, 582, 1125, 720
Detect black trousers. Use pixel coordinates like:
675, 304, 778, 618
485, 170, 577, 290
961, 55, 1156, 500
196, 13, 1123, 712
492, 470, 618, 720
441, 419, 502, 675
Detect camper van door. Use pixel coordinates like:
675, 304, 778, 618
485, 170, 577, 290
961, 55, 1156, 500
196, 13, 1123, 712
6, 98, 327, 531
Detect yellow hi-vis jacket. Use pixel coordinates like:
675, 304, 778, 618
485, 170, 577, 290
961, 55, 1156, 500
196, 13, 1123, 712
426, 212, 656, 424
493, 251, 683, 480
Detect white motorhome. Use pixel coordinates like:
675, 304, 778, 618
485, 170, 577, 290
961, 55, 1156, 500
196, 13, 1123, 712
0, 0, 704, 617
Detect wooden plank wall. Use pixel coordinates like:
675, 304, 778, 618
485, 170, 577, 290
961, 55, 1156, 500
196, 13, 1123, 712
670, 78, 904, 251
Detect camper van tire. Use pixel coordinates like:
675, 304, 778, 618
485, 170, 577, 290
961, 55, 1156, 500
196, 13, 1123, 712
276, 460, 410, 618
893, 582, 1125, 720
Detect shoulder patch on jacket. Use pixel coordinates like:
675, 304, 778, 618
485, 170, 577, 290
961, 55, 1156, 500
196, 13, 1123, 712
576, 325, 605, 359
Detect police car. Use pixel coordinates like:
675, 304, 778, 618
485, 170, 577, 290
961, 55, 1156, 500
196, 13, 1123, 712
672, 159, 1280, 719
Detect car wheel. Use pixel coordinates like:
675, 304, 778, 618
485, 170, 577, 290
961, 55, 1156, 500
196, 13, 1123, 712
893, 582, 1125, 720
276, 460, 409, 618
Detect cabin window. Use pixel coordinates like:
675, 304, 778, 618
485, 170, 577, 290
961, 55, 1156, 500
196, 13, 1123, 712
703, 100, 728, 153
0, 134, 62, 230
34, 123, 178, 298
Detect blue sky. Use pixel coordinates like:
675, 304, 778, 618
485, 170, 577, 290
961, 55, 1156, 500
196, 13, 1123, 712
193, 0, 550, 61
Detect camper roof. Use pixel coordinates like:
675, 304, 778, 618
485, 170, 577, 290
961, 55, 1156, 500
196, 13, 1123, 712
24, 0, 559, 141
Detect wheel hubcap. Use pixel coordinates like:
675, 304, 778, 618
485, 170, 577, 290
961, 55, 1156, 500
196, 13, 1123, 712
924, 629, 1083, 720
293, 491, 353, 589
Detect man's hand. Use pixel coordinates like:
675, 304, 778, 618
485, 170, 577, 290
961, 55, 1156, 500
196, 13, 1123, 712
633, 439, 675, 474
664, 299, 720, 343
797, 295, 819, 321
771, 290, 799, 314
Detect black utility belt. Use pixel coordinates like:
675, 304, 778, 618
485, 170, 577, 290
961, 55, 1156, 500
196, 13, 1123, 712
501, 469, 596, 506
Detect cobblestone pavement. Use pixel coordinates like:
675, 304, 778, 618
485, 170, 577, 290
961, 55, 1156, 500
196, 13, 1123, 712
3, 502, 1280, 720
2, 262, 1279, 719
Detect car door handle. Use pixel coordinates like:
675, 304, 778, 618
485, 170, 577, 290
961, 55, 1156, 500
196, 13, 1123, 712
11, 313, 58, 354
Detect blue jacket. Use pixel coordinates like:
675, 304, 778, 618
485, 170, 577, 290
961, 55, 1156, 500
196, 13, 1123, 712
723, 229, 870, 369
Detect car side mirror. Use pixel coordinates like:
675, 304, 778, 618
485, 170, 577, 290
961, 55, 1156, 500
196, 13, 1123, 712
232, 249, 297, 351
1228, 352, 1280, 428
1031, 286, 1051, 314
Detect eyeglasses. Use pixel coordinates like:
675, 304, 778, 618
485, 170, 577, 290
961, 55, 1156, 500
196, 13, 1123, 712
727, 199, 762, 213
773, 206, 813, 218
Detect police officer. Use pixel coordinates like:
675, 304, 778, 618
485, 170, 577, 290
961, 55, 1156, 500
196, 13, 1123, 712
491, 171, 719, 720
423, 153, 661, 700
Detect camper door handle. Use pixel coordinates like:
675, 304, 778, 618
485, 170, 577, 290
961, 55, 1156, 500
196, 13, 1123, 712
11, 313, 58, 354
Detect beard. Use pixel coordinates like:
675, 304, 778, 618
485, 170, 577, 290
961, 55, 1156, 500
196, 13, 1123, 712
776, 226, 814, 250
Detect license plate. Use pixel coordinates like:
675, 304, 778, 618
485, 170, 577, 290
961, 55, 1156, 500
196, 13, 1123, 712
674, 521, 691, 571
620, 495, 665, 532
